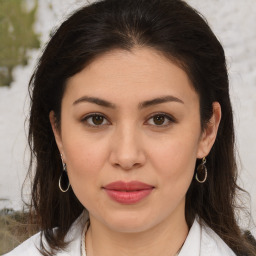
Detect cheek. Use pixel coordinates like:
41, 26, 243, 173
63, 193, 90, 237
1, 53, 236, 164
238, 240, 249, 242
148, 133, 198, 189
62, 135, 109, 209
61, 128, 109, 190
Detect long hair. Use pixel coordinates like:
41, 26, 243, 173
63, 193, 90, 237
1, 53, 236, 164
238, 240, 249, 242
26, 0, 255, 255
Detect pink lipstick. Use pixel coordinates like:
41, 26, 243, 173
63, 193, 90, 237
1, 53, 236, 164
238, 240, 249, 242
103, 181, 154, 204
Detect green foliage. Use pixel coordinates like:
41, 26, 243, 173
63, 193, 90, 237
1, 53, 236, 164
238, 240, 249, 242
0, 208, 39, 254
0, 0, 40, 86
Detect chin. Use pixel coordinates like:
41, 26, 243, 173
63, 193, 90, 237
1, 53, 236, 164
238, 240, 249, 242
99, 211, 158, 233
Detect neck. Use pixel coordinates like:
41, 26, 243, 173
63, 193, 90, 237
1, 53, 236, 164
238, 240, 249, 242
85, 210, 188, 256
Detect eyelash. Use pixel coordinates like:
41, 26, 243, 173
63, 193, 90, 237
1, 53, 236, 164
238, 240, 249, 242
81, 112, 176, 128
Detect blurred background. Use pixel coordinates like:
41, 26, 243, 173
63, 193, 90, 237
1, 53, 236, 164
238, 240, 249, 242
0, 0, 256, 253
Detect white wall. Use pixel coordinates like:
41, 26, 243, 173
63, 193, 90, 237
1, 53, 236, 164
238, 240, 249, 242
0, 0, 255, 225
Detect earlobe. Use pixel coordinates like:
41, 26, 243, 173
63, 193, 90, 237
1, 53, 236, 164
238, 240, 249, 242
197, 102, 222, 158
49, 111, 64, 156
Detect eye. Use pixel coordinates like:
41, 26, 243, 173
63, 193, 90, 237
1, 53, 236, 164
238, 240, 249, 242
82, 113, 110, 127
146, 113, 175, 127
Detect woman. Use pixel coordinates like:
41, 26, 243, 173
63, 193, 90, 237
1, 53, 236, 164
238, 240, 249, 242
4, 0, 256, 255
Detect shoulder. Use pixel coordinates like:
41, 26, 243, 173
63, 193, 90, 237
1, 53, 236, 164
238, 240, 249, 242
179, 217, 236, 256
3, 232, 42, 256
3, 211, 88, 256
200, 222, 236, 256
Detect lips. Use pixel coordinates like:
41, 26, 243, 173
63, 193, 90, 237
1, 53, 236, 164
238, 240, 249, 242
103, 181, 154, 204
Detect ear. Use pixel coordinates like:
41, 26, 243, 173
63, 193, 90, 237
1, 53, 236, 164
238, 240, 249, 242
49, 111, 65, 159
197, 102, 222, 158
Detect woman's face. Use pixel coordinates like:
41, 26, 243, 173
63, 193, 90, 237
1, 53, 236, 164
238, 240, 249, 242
51, 47, 219, 233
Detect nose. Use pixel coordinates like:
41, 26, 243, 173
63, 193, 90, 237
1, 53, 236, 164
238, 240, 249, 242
109, 124, 146, 170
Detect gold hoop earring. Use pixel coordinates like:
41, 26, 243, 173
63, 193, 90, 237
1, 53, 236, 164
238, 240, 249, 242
59, 154, 70, 192
195, 157, 207, 183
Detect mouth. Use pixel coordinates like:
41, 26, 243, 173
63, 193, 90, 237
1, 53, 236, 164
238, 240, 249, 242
103, 181, 155, 204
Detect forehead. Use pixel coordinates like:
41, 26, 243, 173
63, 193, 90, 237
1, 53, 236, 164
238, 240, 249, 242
64, 47, 198, 105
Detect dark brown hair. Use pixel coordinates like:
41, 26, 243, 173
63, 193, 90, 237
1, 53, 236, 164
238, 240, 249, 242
26, 0, 255, 255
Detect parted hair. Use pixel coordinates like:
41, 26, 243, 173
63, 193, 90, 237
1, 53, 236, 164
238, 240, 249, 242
26, 0, 255, 255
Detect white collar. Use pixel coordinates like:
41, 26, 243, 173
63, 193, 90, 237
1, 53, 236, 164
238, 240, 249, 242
2, 213, 237, 256
179, 217, 236, 256
64, 213, 236, 256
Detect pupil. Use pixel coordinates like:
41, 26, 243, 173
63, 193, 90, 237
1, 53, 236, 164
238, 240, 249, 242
93, 115, 103, 125
153, 115, 165, 125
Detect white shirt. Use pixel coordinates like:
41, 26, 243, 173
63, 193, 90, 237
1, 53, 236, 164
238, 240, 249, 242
4, 213, 236, 256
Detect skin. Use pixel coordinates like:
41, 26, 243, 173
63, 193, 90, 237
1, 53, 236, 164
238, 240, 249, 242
50, 47, 221, 256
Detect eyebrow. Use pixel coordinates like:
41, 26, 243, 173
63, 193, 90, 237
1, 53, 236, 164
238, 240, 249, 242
73, 96, 115, 108
73, 95, 184, 109
138, 95, 184, 109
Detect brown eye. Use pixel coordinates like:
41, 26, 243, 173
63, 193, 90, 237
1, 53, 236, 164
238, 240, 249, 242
147, 113, 174, 127
153, 115, 165, 125
92, 115, 104, 125
83, 114, 109, 127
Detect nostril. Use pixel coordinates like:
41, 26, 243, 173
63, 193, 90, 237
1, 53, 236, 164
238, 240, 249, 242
113, 162, 142, 170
